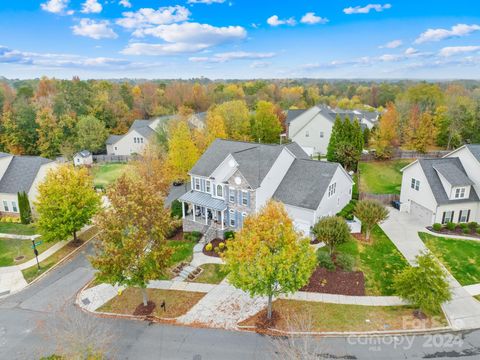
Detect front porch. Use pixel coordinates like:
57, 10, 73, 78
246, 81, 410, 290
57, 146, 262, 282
179, 191, 228, 233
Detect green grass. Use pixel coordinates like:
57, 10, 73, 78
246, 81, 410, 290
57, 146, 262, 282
191, 264, 229, 284
0, 237, 55, 267
319, 226, 409, 295
91, 163, 127, 188
419, 232, 480, 286
167, 239, 196, 265
0, 222, 37, 235
358, 160, 412, 194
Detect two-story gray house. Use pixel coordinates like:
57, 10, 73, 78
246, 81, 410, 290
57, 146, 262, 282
178, 139, 354, 239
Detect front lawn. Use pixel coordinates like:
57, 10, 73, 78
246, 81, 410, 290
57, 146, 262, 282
419, 232, 480, 286
240, 300, 446, 332
91, 163, 127, 188
358, 160, 412, 194
190, 264, 229, 284
167, 239, 196, 265
98, 288, 204, 318
318, 226, 409, 295
0, 237, 56, 267
0, 222, 37, 235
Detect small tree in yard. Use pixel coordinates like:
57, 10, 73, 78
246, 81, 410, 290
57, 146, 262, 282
312, 216, 350, 256
91, 174, 173, 307
223, 201, 316, 320
394, 252, 451, 315
17, 191, 32, 224
35, 165, 100, 243
354, 199, 389, 240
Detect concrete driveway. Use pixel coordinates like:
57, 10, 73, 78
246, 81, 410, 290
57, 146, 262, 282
381, 207, 480, 330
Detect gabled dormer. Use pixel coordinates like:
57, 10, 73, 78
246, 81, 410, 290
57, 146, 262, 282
433, 161, 474, 201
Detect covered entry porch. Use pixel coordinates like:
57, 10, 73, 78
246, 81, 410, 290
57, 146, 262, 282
179, 191, 228, 230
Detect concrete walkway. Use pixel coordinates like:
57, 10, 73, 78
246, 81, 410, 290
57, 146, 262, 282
0, 233, 41, 240
380, 208, 480, 330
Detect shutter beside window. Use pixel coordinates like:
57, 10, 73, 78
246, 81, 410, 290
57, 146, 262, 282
467, 210, 471, 222
239, 191, 243, 205
441, 212, 446, 224
451, 211, 455, 223
201, 179, 205, 192
226, 210, 230, 225
235, 211, 240, 229
247, 192, 250, 207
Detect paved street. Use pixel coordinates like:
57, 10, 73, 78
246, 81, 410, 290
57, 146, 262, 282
0, 243, 480, 359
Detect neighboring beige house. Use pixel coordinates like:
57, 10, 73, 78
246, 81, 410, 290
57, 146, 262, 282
399, 144, 480, 225
0, 152, 57, 218
286, 105, 379, 156
73, 150, 93, 166
106, 113, 207, 156
176, 139, 354, 239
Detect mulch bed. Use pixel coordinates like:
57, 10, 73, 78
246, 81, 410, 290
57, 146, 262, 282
167, 228, 184, 241
310, 238, 320, 245
254, 309, 280, 329
301, 266, 366, 296
352, 232, 371, 243
202, 238, 226, 258
426, 226, 480, 239
133, 301, 156, 316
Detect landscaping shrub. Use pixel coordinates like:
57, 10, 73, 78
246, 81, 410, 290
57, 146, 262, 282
214, 246, 220, 254
336, 253, 355, 272
317, 251, 335, 270
460, 223, 469, 230
184, 231, 202, 242
0, 216, 20, 223
477, 227, 480, 234
170, 200, 183, 219
446, 222, 456, 231
205, 243, 213, 252
432, 223, 442, 231
219, 242, 225, 250
463, 228, 471, 234
18, 191, 32, 225
224, 230, 235, 240
469, 222, 478, 229
337, 200, 357, 221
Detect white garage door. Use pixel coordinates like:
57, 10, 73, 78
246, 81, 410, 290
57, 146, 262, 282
410, 201, 433, 226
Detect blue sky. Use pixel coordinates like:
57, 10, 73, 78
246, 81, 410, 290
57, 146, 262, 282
0, 0, 479, 79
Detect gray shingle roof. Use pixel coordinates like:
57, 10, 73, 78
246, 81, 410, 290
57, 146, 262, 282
466, 144, 480, 163
286, 109, 308, 124
273, 159, 341, 210
284, 142, 310, 159
106, 134, 123, 145
190, 139, 309, 189
433, 162, 474, 187
419, 158, 479, 205
179, 190, 227, 211
0, 156, 52, 194
76, 150, 91, 158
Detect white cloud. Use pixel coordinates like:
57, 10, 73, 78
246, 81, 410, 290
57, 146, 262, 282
189, 51, 275, 63
439, 46, 480, 57
250, 61, 271, 68
300, 12, 329, 25
267, 15, 296, 27
40, 0, 70, 14
415, 24, 480, 44
119, 0, 131, 8
81, 0, 102, 14
404, 47, 418, 55
121, 42, 210, 55
116, 6, 191, 29
72, 19, 118, 39
343, 3, 391, 15
379, 39, 402, 49
188, 0, 226, 4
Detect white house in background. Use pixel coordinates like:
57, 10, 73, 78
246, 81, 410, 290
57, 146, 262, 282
106, 113, 207, 156
0, 152, 57, 218
73, 150, 93, 166
399, 144, 480, 225
177, 139, 354, 239
286, 105, 380, 156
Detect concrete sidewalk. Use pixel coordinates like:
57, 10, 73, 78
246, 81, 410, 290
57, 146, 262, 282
380, 208, 480, 330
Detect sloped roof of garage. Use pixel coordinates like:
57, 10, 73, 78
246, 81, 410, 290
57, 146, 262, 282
419, 158, 479, 205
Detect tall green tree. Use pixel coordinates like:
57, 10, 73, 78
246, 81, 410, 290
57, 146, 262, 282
326, 115, 342, 161
75, 115, 109, 153
35, 165, 100, 243
91, 174, 173, 306
354, 199, 389, 240
17, 192, 32, 225
251, 100, 282, 143
312, 216, 351, 255
223, 201, 317, 319
36, 107, 63, 158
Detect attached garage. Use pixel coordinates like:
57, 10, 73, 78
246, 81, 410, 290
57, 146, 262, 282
409, 201, 434, 225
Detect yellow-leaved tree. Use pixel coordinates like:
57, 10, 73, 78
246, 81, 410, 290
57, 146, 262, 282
223, 201, 316, 320
167, 120, 199, 182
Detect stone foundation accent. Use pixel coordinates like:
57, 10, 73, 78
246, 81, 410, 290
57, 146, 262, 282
183, 218, 207, 233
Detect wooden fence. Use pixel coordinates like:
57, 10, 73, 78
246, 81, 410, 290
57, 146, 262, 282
359, 193, 399, 205
92, 154, 133, 163
360, 149, 450, 161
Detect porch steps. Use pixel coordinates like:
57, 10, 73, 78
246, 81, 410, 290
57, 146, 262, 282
173, 265, 198, 281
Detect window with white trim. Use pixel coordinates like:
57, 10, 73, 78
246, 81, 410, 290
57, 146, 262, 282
328, 182, 336, 197
242, 191, 248, 206
194, 178, 200, 191
3, 200, 9, 212
11, 201, 18, 213
443, 211, 454, 224
206, 180, 211, 193
454, 187, 466, 199
320, 131, 324, 138
411, 178, 420, 191
229, 188, 235, 203
459, 210, 469, 223
216, 185, 223, 198
229, 210, 235, 227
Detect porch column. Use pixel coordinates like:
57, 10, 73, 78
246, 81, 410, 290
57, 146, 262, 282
193, 204, 196, 222
221, 210, 224, 230
205, 207, 208, 225
181, 201, 185, 219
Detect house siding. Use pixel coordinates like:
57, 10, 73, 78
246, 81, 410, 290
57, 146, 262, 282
106, 130, 148, 156
400, 162, 438, 214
